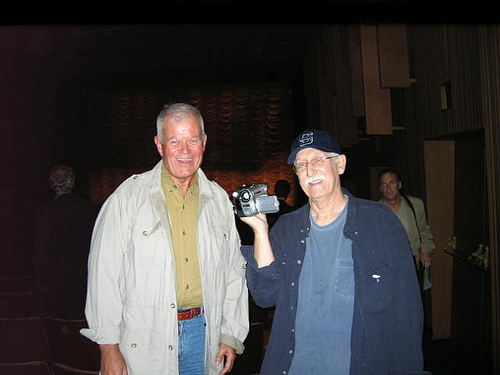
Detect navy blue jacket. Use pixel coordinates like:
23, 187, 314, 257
243, 190, 430, 375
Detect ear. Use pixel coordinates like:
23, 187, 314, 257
154, 136, 163, 157
398, 181, 402, 190
202, 134, 207, 151
337, 154, 347, 175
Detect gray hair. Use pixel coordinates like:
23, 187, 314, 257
156, 103, 205, 143
49, 165, 75, 194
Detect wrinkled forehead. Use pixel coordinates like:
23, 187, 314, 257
380, 172, 399, 182
163, 115, 203, 134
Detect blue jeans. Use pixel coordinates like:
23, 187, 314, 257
178, 312, 206, 375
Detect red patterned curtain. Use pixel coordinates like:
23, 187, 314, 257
87, 82, 299, 206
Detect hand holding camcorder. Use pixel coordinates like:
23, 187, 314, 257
232, 183, 280, 217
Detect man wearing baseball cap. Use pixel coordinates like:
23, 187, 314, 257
241, 129, 428, 374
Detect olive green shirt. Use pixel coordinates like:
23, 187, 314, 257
161, 164, 203, 309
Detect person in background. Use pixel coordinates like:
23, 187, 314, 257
267, 179, 295, 229
81, 103, 248, 375
34, 165, 98, 319
378, 168, 435, 271
240, 129, 429, 375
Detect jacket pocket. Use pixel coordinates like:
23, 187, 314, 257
130, 218, 163, 268
205, 223, 231, 269
363, 261, 394, 313
120, 327, 164, 374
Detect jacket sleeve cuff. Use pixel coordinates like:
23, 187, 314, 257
220, 333, 245, 355
80, 326, 121, 345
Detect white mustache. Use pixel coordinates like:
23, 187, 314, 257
305, 174, 326, 185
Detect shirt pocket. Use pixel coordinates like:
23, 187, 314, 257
363, 261, 394, 313
334, 258, 355, 299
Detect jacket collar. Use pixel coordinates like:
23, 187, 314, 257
149, 161, 215, 202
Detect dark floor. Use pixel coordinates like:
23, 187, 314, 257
422, 328, 491, 375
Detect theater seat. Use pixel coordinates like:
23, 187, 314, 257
0, 275, 33, 293
0, 317, 50, 364
53, 363, 99, 375
0, 361, 51, 375
0, 292, 36, 318
42, 317, 100, 371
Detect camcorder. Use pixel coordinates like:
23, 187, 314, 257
232, 183, 280, 217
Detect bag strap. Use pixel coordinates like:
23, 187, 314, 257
402, 194, 419, 232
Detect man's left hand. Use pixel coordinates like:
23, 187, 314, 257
215, 343, 236, 375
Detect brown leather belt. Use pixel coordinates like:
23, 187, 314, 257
177, 307, 202, 321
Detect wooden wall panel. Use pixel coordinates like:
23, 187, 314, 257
335, 63, 358, 147
315, 25, 358, 147
348, 25, 365, 117
479, 24, 500, 374
377, 24, 411, 88
424, 140, 455, 339
360, 25, 393, 134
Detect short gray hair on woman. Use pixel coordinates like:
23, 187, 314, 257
49, 165, 75, 194
156, 103, 205, 144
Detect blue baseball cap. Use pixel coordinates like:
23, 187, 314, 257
287, 129, 341, 164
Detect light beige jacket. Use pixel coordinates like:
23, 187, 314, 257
81, 162, 249, 375
384, 195, 435, 266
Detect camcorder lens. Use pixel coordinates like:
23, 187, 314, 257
240, 190, 251, 202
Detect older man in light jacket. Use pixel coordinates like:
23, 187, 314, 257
81, 103, 248, 375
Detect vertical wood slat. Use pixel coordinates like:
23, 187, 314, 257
424, 140, 455, 340
369, 166, 388, 201
360, 25, 393, 134
335, 63, 358, 146
348, 25, 365, 117
315, 26, 338, 141
377, 24, 411, 88
479, 24, 500, 375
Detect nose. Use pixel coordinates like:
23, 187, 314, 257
305, 162, 317, 176
178, 141, 190, 154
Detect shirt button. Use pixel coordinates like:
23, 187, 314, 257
291, 282, 295, 287
297, 260, 302, 264
142, 231, 148, 236
131, 343, 137, 348
300, 240, 305, 244
168, 345, 174, 350
170, 303, 176, 309
289, 349, 293, 354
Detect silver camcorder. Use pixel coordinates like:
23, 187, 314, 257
232, 183, 280, 217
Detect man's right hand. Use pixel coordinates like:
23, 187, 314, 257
99, 344, 128, 375
240, 213, 275, 268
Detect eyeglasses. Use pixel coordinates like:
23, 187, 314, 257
293, 155, 338, 173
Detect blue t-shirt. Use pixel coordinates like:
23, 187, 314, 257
288, 201, 354, 375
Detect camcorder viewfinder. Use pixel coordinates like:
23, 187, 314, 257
232, 183, 280, 217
